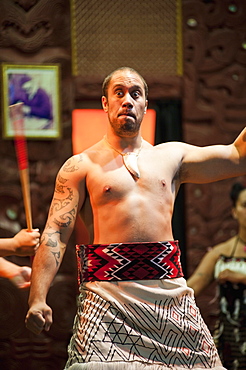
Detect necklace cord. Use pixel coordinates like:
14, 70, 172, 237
104, 135, 143, 157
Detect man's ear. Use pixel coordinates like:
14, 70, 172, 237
144, 100, 148, 114
102, 96, 108, 113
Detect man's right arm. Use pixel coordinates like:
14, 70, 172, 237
25, 154, 86, 334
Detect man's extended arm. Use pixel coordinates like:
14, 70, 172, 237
180, 127, 246, 184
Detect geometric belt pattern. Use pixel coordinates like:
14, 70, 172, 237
76, 241, 184, 283
65, 289, 221, 369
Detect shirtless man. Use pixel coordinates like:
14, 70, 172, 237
25, 67, 246, 370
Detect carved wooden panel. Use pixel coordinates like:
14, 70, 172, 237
182, 0, 246, 330
0, 0, 77, 368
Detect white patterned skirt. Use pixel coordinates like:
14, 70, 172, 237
65, 278, 225, 369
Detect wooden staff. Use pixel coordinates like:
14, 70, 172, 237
9, 102, 33, 231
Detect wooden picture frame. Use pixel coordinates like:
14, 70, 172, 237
2, 63, 61, 139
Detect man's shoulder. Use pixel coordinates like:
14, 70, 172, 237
153, 141, 187, 155
66, 140, 103, 162
154, 141, 184, 149
58, 153, 89, 176
59, 140, 104, 172
84, 140, 103, 153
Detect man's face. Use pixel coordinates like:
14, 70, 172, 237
102, 70, 148, 137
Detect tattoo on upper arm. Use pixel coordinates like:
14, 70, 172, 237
41, 156, 83, 267
54, 175, 69, 195
54, 206, 77, 228
55, 184, 65, 194
62, 154, 84, 172
55, 175, 69, 192
63, 159, 79, 172
50, 187, 74, 216
57, 174, 67, 184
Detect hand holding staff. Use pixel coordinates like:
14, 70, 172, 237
9, 102, 33, 231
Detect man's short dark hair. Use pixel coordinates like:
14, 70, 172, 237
102, 67, 148, 99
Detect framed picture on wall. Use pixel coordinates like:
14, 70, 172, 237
1, 63, 61, 139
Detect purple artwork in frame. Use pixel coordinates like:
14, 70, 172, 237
2, 64, 61, 139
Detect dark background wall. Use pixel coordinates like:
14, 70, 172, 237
0, 0, 246, 368
0, 1, 77, 369
183, 0, 246, 329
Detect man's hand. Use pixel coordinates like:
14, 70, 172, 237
0, 258, 32, 288
13, 228, 40, 256
25, 303, 53, 335
9, 265, 32, 289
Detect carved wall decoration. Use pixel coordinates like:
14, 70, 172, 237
0, 0, 71, 52
182, 0, 246, 329
0, 0, 77, 368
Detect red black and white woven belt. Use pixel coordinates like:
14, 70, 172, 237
76, 241, 184, 283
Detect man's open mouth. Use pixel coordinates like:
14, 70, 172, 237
118, 112, 135, 118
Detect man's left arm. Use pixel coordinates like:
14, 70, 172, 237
233, 126, 246, 159
180, 127, 246, 184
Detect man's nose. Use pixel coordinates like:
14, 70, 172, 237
122, 93, 133, 108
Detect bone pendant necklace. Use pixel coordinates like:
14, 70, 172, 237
104, 135, 142, 178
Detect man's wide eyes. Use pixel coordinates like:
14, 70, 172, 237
132, 91, 140, 98
115, 90, 140, 98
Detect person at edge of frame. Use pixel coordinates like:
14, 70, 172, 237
0, 228, 40, 288
187, 182, 246, 370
